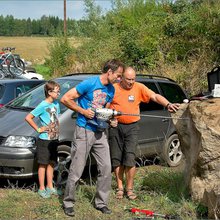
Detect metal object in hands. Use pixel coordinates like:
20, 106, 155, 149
94, 108, 188, 121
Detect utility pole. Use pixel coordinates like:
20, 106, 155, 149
64, 0, 67, 36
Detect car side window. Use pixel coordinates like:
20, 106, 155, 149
16, 86, 23, 97
15, 84, 35, 97
23, 85, 34, 92
139, 81, 163, 111
158, 82, 186, 103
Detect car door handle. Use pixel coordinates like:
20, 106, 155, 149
162, 118, 169, 122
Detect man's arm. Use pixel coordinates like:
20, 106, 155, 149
60, 87, 94, 119
150, 93, 180, 112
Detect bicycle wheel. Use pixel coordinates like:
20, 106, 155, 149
8, 58, 25, 76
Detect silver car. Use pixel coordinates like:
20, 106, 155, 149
0, 74, 187, 185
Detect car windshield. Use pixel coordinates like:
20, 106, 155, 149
7, 78, 80, 114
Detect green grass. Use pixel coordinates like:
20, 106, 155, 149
34, 64, 52, 80
0, 165, 205, 219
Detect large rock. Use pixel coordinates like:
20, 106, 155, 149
172, 98, 220, 219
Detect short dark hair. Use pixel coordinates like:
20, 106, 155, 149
44, 80, 60, 98
102, 59, 125, 73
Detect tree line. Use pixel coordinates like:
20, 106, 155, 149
0, 14, 94, 37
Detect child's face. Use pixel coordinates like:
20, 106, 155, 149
49, 86, 60, 99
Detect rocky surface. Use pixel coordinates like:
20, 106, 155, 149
172, 98, 220, 219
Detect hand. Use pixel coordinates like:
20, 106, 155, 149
38, 126, 49, 133
109, 118, 118, 127
167, 103, 180, 113
83, 108, 95, 119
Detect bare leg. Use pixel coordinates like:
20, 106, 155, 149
125, 166, 136, 189
114, 165, 125, 199
46, 163, 54, 189
125, 166, 137, 199
114, 165, 125, 189
38, 164, 46, 190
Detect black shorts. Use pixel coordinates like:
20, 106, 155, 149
109, 122, 139, 168
36, 139, 58, 165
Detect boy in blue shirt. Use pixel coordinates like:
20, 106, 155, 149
25, 80, 61, 198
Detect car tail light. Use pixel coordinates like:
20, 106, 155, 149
0, 104, 4, 108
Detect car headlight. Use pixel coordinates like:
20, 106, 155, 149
5, 136, 36, 148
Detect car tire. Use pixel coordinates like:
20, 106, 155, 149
162, 134, 183, 167
54, 144, 71, 188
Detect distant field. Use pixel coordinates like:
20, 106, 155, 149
0, 36, 82, 64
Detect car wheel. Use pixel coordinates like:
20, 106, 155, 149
31, 77, 38, 79
54, 144, 71, 188
162, 134, 183, 167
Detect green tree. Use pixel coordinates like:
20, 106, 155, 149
25, 18, 32, 36
45, 36, 75, 76
82, 0, 102, 37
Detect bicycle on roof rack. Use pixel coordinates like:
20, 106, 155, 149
0, 47, 25, 79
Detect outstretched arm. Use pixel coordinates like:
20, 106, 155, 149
150, 93, 180, 112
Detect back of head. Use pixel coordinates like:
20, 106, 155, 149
102, 59, 125, 74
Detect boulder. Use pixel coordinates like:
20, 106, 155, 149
172, 98, 220, 219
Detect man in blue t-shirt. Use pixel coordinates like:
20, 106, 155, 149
61, 59, 124, 217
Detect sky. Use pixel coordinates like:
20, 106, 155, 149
0, 0, 112, 20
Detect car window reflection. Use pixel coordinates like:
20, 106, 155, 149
7, 79, 80, 114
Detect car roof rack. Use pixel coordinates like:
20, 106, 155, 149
136, 74, 175, 82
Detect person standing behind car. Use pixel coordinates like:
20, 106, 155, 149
25, 80, 61, 199
109, 67, 180, 200
61, 59, 125, 217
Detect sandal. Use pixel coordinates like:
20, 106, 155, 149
126, 189, 137, 200
116, 188, 124, 199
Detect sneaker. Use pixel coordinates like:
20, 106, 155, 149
64, 207, 75, 217
46, 187, 63, 196
38, 189, 50, 198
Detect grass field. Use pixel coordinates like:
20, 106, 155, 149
0, 36, 82, 65
0, 165, 206, 220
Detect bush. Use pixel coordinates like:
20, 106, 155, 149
45, 36, 75, 77
34, 64, 51, 80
